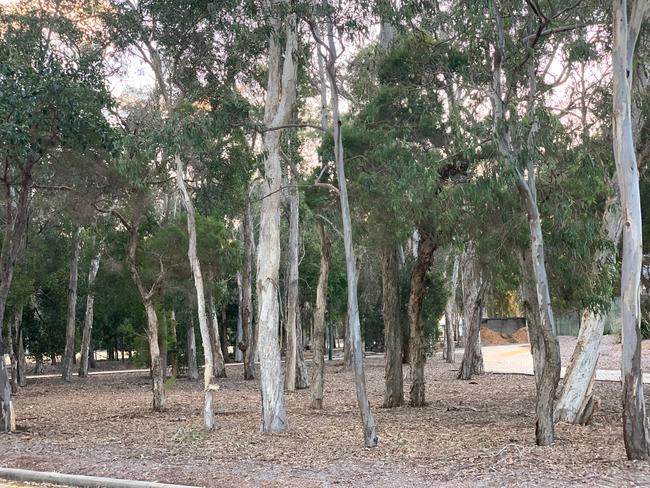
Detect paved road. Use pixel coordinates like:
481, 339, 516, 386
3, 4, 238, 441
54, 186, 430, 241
480, 343, 650, 383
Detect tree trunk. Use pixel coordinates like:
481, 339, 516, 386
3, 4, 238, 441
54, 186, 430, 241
79, 252, 101, 378
159, 313, 168, 380
444, 256, 460, 363
145, 300, 165, 411
295, 305, 309, 389
343, 315, 353, 370
125, 218, 165, 411
490, 1, 561, 447
458, 245, 485, 380
613, 0, 650, 460
555, 193, 622, 423
14, 307, 26, 387
208, 295, 227, 378
0, 171, 31, 432
256, 8, 297, 433
408, 230, 436, 407
322, 17, 377, 447
311, 222, 331, 409
177, 154, 220, 429
235, 272, 244, 363
169, 310, 179, 378
220, 306, 230, 364
242, 198, 256, 380
62, 227, 81, 382
7, 312, 16, 394
186, 317, 199, 381
382, 246, 403, 407
284, 183, 300, 391
520, 251, 545, 390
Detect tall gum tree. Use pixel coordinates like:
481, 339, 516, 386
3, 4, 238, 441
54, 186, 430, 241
612, 0, 649, 460
257, 3, 297, 433
309, 4, 379, 446
489, 1, 561, 446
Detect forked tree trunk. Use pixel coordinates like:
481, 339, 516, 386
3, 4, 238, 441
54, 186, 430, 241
79, 252, 101, 378
490, 1, 561, 447
458, 245, 485, 380
285, 184, 300, 391
256, 7, 297, 433
408, 230, 436, 407
444, 256, 460, 363
177, 155, 219, 429
125, 219, 165, 411
62, 227, 81, 382
382, 246, 403, 407
144, 300, 165, 411
311, 222, 331, 409
242, 198, 256, 380
186, 318, 199, 381
555, 193, 622, 423
612, 0, 650, 460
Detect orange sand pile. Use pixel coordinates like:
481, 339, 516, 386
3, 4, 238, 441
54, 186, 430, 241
512, 327, 530, 343
480, 327, 514, 346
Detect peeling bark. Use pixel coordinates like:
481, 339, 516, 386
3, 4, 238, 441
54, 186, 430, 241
612, 0, 650, 460
408, 230, 436, 407
382, 246, 403, 407
458, 245, 485, 380
257, 6, 297, 433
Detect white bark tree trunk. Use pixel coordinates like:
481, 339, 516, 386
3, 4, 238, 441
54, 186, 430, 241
612, 0, 650, 460
177, 155, 218, 430
257, 6, 297, 433
317, 16, 378, 447
555, 194, 623, 423
79, 251, 101, 378
62, 227, 81, 382
490, 3, 561, 446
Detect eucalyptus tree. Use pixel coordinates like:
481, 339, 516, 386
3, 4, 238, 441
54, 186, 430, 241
307, 0, 379, 447
0, 3, 113, 430
612, 0, 649, 460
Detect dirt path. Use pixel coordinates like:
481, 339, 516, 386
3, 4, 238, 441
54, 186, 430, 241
4, 358, 650, 487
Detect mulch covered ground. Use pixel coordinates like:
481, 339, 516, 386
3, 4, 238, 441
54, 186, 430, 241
3, 356, 650, 487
